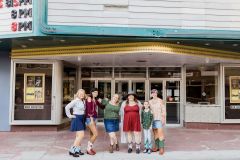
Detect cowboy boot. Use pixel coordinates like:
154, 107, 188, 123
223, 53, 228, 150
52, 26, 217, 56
152, 139, 159, 152
115, 142, 120, 151
159, 140, 165, 155
109, 144, 114, 153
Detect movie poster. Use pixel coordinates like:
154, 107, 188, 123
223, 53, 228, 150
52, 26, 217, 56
229, 76, 240, 103
24, 73, 45, 103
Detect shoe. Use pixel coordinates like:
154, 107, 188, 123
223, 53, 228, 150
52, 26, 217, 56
91, 149, 96, 155
148, 149, 152, 154
69, 151, 79, 157
109, 145, 114, 153
86, 150, 95, 155
116, 143, 120, 151
143, 149, 148, 153
151, 147, 159, 152
128, 148, 132, 153
136, 148, 140, 154
77, 150, 84, 155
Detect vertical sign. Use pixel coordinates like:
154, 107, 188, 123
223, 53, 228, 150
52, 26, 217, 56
0, 0, 33, 35
229, 76, 240, 103
24, 73, 45, 103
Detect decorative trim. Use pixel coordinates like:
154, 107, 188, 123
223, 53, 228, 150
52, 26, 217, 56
12, 42, 240, 60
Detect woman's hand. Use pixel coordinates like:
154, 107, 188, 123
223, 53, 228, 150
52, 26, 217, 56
69, 115, 76, 119
90, 117, 94, 125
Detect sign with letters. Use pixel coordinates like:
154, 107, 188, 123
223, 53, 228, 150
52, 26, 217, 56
0, 0, 33, 36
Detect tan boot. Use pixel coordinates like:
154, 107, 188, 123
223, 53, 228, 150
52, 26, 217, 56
109, 145, 114, 153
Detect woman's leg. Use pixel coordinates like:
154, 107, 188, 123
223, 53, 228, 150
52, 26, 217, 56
134, 131, 141, 154
152, 128, 159, 151
73, 131, 84, 146
69, 131, 84, 157
127, 132, 133, 153
157, 128, 165, 155
108, 132, 115, 153
88, 123, 98, 143
86, 123, 98, 154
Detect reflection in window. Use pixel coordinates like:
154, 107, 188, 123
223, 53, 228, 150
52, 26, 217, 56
186, 64, 218, 105
63, 66, 77, 119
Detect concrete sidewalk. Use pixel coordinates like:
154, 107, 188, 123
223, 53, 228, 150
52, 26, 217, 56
1, 124, 240, 160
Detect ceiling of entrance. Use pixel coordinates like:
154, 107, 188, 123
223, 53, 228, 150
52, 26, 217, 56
36, 51, 239, 66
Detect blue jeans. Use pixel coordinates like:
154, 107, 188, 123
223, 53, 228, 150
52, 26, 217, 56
143, 129, 152, 149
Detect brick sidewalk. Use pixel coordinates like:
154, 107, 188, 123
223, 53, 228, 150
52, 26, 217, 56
1, 124, 240, 160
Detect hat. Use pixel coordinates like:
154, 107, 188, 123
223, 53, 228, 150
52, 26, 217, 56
127, 91, 137, 98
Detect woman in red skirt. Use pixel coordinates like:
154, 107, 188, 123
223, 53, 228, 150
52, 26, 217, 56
120, 91, 142, 154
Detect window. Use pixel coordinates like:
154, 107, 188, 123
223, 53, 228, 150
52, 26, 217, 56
14, 63, 53, 120
186, 64, 218, 105
149, 67, 181, 78
224, 67, 240, 119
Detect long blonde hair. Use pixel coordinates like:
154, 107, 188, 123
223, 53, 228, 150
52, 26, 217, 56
74, 89, 86, 100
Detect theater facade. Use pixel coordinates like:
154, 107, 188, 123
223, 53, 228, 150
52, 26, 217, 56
1, 0, 240, 131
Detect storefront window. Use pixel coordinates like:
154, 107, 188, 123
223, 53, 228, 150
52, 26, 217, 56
81, 67, 112, 78
224, 67, 240, 119
186, 64, 218, 104
114, 67, 146, 78
149, 67, 181, 78
14, 63, 52, 120
62, 66, 77, 119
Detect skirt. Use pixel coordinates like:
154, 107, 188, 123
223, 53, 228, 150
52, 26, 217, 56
70, 115, 86, 132
104, 119, 119, 133
152, 120, 163, 129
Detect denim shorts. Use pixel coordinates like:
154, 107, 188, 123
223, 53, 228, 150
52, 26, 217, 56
85, 117, 97, 125
152, 120, 163, 129
104, 119, 119, 133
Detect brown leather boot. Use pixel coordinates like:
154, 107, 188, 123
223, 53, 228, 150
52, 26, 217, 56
109, 145, 114, 153
116, 143, 120, 151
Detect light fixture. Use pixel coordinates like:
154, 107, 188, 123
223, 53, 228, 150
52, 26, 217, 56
232, 44, 239, 47
21, 45, 27, 48
28, 38, 34, 41
205, 57, 209, 63
60, 39, 66, 42
205, 43, 210, 46
177, 41, 180, 44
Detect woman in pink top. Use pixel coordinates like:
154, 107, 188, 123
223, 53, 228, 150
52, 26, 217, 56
149, 89, 166, 155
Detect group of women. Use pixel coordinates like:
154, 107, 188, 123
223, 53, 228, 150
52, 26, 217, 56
65, 88, 166, 157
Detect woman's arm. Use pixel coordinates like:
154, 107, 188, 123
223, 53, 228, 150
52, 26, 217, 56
65, 99, 76, 118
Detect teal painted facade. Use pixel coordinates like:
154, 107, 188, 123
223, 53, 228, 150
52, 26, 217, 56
1, 0, 240, 40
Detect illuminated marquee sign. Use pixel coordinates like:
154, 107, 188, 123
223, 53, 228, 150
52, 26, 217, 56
0, 0, 33, 35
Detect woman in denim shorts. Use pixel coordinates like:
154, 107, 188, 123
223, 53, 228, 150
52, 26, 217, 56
149, 89, 166, 155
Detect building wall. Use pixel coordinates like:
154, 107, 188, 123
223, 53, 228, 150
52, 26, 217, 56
48, 0, 240, 30
0, 51, 11, 131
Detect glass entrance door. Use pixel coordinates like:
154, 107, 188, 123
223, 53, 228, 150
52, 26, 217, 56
115, 81, 129, 101
150, 80, 181, 125
132, 81, 145, 102
165, 81, 180, 124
